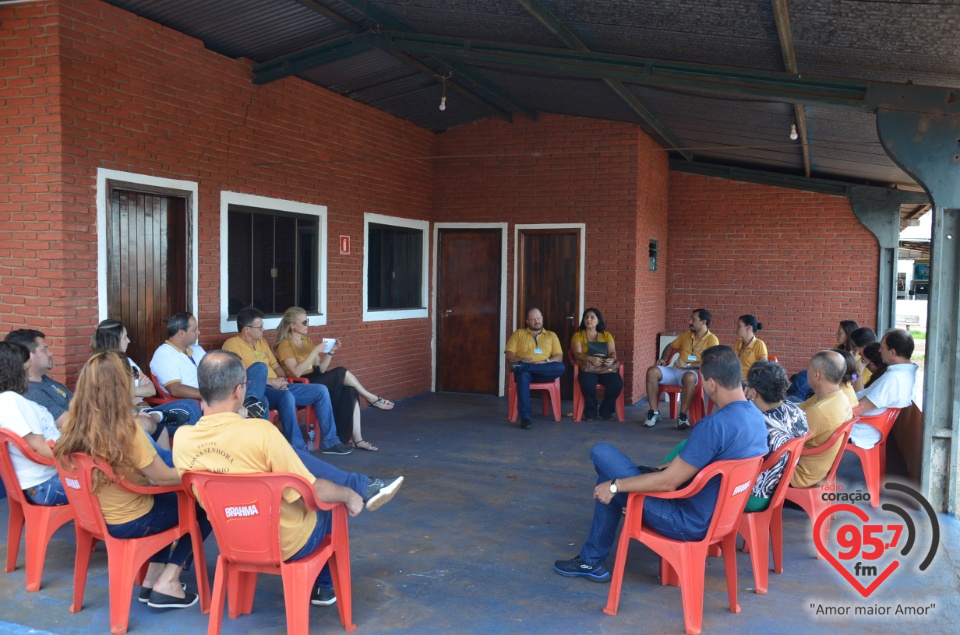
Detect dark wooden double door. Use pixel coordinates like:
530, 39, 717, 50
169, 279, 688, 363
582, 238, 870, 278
105, 189, 189, 371
436, 228, 580, 399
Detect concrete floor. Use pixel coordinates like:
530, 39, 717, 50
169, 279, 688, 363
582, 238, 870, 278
1, 393, 958, 634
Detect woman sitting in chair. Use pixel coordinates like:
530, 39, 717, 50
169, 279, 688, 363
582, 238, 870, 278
733, 314, 768, 379
54, 351, 211, 609
837, 350, 861, 409
861, 342, 887, 389
742, 361, 809, 511
570, 307, 623, 421
0, 341, 67, 506
275, 307, 393, 452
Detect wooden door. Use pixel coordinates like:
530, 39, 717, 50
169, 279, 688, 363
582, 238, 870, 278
107, 189, 189, 371
518, 230, 580, 399
436, 229, 502, 394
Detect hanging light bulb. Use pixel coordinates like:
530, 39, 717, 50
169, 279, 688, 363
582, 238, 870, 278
439, 72, 450, 112
790, 123, 798, 141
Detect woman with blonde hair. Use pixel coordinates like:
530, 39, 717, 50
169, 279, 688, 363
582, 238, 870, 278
275, 307, 393, 451
54, 351, 210, 609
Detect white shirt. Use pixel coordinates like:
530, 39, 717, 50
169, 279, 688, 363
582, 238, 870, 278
149, 342, 207, 393
0, 391, 60, 488
851, 363, 917, 448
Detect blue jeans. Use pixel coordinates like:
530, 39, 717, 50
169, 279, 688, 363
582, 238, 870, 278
286, 510, 333, 589
579, 443, 695, 565
294, 448, 370, 498
151, 437, 174, 468
512, 361, 565, 419
24, 473, 69, 506
106, 492, 211, 567
246, 362, 338, 451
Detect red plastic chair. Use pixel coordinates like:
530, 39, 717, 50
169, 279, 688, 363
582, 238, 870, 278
286, 376, 320, 450
843, 408, 901, 507
657, 354, 706, 424
604, 457, 763, 635
55, 452, 210, 634
570, 350, 625, 422
767, 354, 778, 363
783, 417, 856, 559
0, 429, 75, 592
736, 434, 809, 594
181, 471, 355, 635
507, 374, 561, 423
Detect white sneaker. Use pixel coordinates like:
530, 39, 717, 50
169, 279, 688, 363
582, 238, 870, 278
644, 411, 661, 428
677, 413, 691, 430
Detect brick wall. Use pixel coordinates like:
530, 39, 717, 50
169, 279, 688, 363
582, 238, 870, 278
4, 0, 436, 397
433, 115, 670, 401
3, 0, 883, 402
666, 172, 879, 374
0, 1, 71, 363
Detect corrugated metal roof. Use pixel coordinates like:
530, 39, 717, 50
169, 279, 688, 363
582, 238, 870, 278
101, 0, 960, 192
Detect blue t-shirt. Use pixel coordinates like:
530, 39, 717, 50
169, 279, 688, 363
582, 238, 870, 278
673, 399, 768, 538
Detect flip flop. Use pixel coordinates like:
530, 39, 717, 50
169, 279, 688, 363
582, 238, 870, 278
369, 396, 394, 410
351, 439, 379, 452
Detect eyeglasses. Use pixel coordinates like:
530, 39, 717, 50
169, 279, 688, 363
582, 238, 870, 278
246, 323, 264, 331
300, 319, 309, 326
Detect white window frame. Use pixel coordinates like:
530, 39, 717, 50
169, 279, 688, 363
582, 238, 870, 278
363, 213, 430, 322
219, 192, 328, 333
96, 169, 199, 321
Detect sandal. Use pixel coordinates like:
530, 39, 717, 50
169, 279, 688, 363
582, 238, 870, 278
351, 439, 379, 452
368, 396, 394, 410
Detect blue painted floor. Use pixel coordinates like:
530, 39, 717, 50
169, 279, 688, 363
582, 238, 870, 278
1, 393, 957, 634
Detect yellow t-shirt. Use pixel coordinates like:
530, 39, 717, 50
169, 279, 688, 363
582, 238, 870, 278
734, 337, 768, 379
570, 330, 615, 367
276, 336, 316, 373
840, 382, 859, 409
97, 425, 157, 525
505, 328, 562, 362
667, 330, 720, 367
223, 336, 280, 379
792, 390, 853, 488
172, 412, 318, 560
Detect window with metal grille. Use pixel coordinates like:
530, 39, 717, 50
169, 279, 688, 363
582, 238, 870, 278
227, 206, 319, 316
363, 214, 429, 321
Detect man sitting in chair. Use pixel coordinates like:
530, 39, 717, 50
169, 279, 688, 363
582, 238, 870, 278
173, 351, 402, 607
554, 345, 767, 582
645, 308, 719, 430
504, 307, 565, 430
851, 328, 917, 449
791, 350, 853, 488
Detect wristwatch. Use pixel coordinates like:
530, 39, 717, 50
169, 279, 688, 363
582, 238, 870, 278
609, 479, 618, 494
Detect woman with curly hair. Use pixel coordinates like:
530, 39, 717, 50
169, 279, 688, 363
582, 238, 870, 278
743, 361, 809, 511
0, 341, 67, 505
54, 351, 210, 609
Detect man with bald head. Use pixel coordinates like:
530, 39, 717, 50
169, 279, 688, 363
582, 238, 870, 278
505, 307, 565, 429
791, 350, 854, 487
